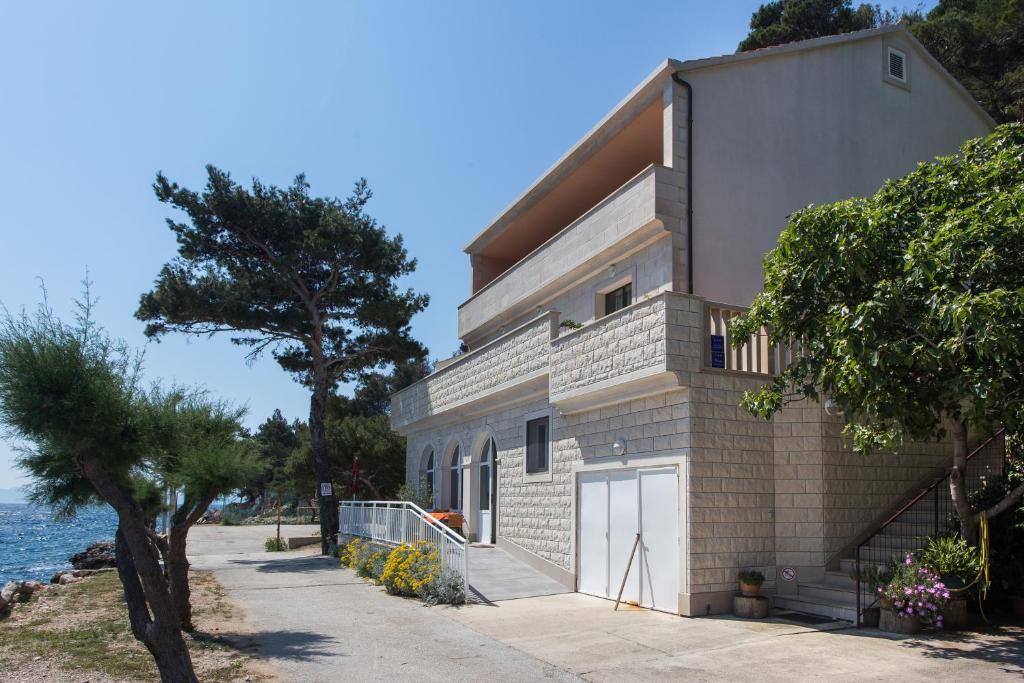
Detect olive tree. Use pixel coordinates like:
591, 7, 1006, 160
732, 125, 1024, 545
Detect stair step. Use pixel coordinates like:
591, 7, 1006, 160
773, 594, 856, 622
823, 571, 856, 590
797, 581, 856, 605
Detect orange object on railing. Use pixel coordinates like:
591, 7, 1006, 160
428, 511, 464, 530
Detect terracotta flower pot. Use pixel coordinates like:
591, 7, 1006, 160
739, 581, 762, 596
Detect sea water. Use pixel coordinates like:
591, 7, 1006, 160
0, 503, 117, 585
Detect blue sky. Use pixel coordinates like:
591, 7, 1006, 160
0, 1, 923, 488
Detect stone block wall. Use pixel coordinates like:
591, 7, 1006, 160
391, 313, 556, 430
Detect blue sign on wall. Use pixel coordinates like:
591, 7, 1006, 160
710, 334, 726, 369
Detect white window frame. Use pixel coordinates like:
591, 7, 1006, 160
522, 408, 554, 483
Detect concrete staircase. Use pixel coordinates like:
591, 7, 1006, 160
773, 430, 1009, 624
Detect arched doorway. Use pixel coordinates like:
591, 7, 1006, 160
478, 437, 496, 544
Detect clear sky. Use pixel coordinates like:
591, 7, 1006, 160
0, 1, 875, 488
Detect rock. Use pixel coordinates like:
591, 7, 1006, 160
51, 571, 68, 585
59, 574, 83, 585
1, 581, 19, 604
70, 541, 115, 570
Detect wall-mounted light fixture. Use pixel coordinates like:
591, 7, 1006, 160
824, 397, 844, 417
612, 437, 626, 457
608, 263, 617, 277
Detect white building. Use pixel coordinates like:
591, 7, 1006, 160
390, 26, 993, 617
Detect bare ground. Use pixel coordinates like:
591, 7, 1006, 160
0, 569, 275, 682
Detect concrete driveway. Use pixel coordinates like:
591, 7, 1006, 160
189, 524, 577, 682
446, 592, 1024, 681
190, 526, 1023, 682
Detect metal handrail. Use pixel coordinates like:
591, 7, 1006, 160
854, 427, 1007, 626
338, 500, 469, 600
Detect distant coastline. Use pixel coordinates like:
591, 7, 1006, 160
0, 488, 26, 504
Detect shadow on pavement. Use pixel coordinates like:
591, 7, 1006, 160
193, 628, 341, 662
896, 625, 1024, 674
226, 555, 338, 573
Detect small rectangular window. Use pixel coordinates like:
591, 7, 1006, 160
604, 283, 632, 316
525, 416, 549, 474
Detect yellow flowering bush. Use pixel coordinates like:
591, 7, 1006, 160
339, 538, 363, 568
381, 540, 441, 597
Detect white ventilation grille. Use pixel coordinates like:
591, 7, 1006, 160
887, 47, 907, 83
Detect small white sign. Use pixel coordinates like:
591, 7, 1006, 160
320, 482, 333, 497
781, 567, 797, 582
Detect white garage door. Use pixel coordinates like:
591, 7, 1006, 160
577, 466, 680, 613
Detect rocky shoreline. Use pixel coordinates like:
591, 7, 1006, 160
0, 540, 116, 620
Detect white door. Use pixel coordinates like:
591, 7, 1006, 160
576, 466, 680, 613
478, 439, 494, 544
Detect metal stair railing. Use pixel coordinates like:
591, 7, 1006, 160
339, 500, 469, 595
854, 428, 1007, 626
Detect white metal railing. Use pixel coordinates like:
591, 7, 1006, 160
339, 500, 469, 595
704, 302, 793, 375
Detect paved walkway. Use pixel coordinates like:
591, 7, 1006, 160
468, 545, 570, 603
189, 525, 576, 682
190, 526, 1024, 682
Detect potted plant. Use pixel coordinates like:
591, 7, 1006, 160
738, 570, 765, 596
849, 564, 891, 627
877, 553, 950, 635
920, 533, 979, 629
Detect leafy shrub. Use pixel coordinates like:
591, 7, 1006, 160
921, 534, 980, 589
559, 319, 583, 330
264, 536, 288, 552
381, 540, 440, 596
339, 538, 362, 568
396, 476, 434, 511
738, 570, 765, 586
879, 553, 950, 627
419, 569, 466, 605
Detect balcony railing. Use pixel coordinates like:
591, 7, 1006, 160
391, 312, 558, 431
703, 302, 791, 376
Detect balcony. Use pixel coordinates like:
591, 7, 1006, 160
391, 312, 559, 432
458, 164, 685, 344
548, 292, 704, 413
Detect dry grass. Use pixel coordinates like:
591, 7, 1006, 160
0, 570, 273, 682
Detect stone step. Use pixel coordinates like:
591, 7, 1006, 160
839, 557, 890, 575
773, 594, 856, 622
822, 570, 857, 590
796, 581, 856, 606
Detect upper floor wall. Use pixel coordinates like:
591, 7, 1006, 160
683, 29, 993, 308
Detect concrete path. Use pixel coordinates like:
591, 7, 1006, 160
447, 592, 1024, 682
190, 526, 1023, 682
189, 525, 577, 682
468, 545, 570, 603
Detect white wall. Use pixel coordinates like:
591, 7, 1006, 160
685, 33, 992, 307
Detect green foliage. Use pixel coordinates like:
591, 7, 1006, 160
245, 409, 301, 505
738, 570, 766, 585
419, 569, 466, 606
338, 538, 387, 580
848, 563, 892, 592
921, 533, 981, 587
733, 125, 1024, 455
969, 457, 1024, 598
0, 291, 144, 517
559, 319, 584, 330
264, 537, 288, 552
908, 0, 1024, 123
136, 167, 428, 394
396, 476, 434, 511
738, 0, 890, 52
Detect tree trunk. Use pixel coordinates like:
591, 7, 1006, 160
166, 491, 219, 632
310, 360, 339, 555
947, 418, 979, 546
80, 456, 198, 683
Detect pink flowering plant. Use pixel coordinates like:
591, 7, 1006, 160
878, 553, 951, 628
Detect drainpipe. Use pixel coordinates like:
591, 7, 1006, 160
670, 72, 694, 295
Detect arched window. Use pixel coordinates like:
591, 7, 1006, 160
423, 449, 435, 506
448, 445, 462, 511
